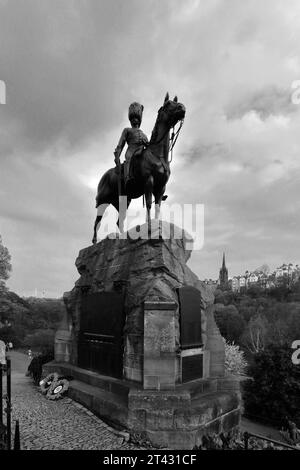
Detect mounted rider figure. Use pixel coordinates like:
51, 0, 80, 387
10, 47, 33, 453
113, 102, 148, 188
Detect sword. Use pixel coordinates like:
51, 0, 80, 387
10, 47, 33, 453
116, 159, 121, 198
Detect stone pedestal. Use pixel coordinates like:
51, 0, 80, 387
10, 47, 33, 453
54, 330, 72, 363
46, 221, 241, 449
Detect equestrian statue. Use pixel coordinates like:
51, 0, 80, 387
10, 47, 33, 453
92, 93, 186, 244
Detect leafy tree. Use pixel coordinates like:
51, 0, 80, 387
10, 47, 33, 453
25, 298, 64, 330
292, 280, 300, 293
0, 324, 25, 347
254, 264, 270, 276
214, 289, 236, 306
247, 286, 265, 298
24, 329, 55, 354
214, 304, 246, 343
0, 288, 64, 349
214, 289, 226, 305
0, 235, 12, 282
243, 343, 300, 426
238, 300, 258, 323
268, 285, 290, 301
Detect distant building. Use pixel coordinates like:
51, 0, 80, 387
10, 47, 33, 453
231, 276, 240, 292
248, 273, 258, 285
219, 253, 229, 290
203, 279, 218, 286
239, 276, 247, 291
227, 261, 300, 293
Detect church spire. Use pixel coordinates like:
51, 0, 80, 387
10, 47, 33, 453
222, 252, 226, 269
219, 252, 229, 289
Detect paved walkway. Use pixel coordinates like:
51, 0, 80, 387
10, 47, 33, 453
4, 351, 142, 450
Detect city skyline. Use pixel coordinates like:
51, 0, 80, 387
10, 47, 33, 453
16, 253, 300, 299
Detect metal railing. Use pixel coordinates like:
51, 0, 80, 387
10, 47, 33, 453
0, 358, 20, 450
243, 431, 300, 450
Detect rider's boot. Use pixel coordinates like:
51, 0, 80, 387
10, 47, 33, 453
124, 160, 134, 191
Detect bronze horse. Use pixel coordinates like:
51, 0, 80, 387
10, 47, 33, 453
92, 93, 186, 244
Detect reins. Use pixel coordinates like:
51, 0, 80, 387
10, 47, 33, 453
148, 117, 184, 163
169, 119, 184, 163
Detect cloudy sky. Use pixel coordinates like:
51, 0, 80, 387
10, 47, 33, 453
1, 0, 300, 297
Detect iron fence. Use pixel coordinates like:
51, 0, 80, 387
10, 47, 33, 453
0, 358, 20, 450
243, 431, 300, 450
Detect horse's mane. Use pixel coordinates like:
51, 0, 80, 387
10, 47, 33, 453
149, 107, 163, 144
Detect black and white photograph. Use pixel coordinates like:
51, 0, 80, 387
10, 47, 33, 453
0, 0, 300, 455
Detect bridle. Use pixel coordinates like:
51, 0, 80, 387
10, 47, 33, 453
169, 119, 184, 163
148, 106, 184, 163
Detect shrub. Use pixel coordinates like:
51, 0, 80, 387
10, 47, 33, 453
243, 343, 300, 427
224, 340, 247, 375
192, 431, 293, 450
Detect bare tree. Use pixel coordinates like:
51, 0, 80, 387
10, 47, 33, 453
242, 315, 268, 354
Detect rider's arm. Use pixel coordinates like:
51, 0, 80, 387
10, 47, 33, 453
141, 130, 149, 146
114, 128, 128, 162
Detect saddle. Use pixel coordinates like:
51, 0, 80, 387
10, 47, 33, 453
117, 147, 168, 201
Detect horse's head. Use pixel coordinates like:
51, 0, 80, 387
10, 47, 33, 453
159, 92, 186, 128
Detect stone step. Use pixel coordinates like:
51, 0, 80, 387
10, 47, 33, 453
176, 378, 218, 399
126, 390, 241, 448
68, 379, 129, 429
171, 391, 240, 435
191, 391, 240, 418
43, 361, 140, 401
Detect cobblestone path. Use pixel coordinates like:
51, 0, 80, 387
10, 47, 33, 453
7, 352, 143, 450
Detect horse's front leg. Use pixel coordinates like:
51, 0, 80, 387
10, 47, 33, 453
145, 176, 154, 233
154, 193, 165, 239
154, 185, 166, 220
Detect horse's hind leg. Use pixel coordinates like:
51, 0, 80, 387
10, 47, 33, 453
116, 196, 131, 234
92, 216, 101, 244
92, 203, 109, 244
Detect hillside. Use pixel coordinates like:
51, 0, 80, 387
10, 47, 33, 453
0, 286, 65, 351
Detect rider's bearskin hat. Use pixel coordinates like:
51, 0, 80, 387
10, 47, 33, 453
128, 102, 144, 124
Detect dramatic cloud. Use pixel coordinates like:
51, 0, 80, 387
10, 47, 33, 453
225, 86, 295, 120
0, 0, 300, 296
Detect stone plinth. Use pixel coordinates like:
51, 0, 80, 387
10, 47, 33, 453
144, 301, 178, 390
62, 221, 218, 383
47, 221, 241, 448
